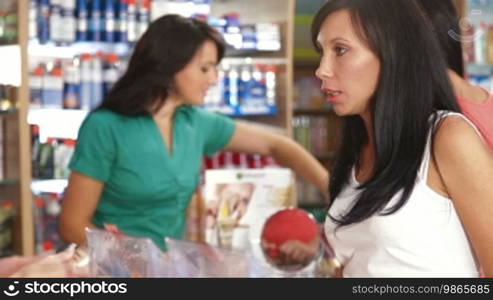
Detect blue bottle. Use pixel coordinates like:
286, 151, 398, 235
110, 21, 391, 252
42, 62, 64, 109
38, 0, 51, 44
63, 62, 81, 109
30, 64, 45, 108
103, 0, 116, 42
89, 0, 102, 41
115, 0, 127, 42
76, 0, 88, 41
79, 53, 92, 111
90, 52, 104, 109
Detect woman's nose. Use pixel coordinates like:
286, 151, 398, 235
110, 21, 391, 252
315, 59, 334, 79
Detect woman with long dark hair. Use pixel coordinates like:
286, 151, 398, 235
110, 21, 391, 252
59, 14, 328, 250
312, 0, 493, 277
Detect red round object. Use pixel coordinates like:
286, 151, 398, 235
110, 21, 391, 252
261, 208, 319, 257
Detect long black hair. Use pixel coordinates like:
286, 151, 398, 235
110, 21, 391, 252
415, 0, 465, 77
98, 14, 225, 115
311, 0, 461, 226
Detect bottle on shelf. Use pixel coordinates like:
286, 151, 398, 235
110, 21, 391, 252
79, 53, 93, 111
474, 22, 488, 65
38, 0, 51, 44
265, 65, 276, 106
28, 0, 37, 41
115, 0, 128, 42
61, 0, 77, 44
76, 0, 89, 41
91, 51, 104, 109
54, 139, 76, 179
127, 0, 138, 42
137, 0, 151, 39
41, 61, 64, 109
29, 64, 45, 109
238, 62, 253, 106
89, 0, 103, 42
0, 85, 14, 111
227, 65, 239, 106
103, 52, 120, 97
35, 138, 56, 179
103, 0, 116, 42
30, 125, 41, 178
50, 0, 64, 44
249, 64, 267, 106
63, 61, 81, 109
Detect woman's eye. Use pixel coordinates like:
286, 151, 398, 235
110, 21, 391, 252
334, 46, 348, 56
201, 67, 209, 73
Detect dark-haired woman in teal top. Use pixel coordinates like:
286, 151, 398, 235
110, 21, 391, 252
59, 15, 328, 250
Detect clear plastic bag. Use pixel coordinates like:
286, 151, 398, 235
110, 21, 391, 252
164, 237, 268, 278
85, 228, 170, 278
85, 228, 338, 278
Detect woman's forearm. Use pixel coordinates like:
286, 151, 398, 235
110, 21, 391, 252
59, 219, 95, 247
271, 136, 330, 198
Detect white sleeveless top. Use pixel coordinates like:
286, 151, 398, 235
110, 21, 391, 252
324, 111, 481, 277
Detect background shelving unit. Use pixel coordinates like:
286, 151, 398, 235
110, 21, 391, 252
0, 0, 33, 256
460, 0, 493, 90
1, 0, 295, 255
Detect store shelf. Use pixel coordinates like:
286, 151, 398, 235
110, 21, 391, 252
0, 179, 19, 187
0, 45, 21, 86
28, 42, 133, 60
222, 57, 288, 65
27, 108, 88, 141
31, 179, 68, 195
9, 0, 296, 256
225, 48, 282, 57
203, 104, 278, 117
0, 109, 18, 116
467, 63, 493, 75
27, 104, 279, 141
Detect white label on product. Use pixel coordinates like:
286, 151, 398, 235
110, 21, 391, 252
43, 76, 64, 90
29, 77, 43, 89
105, 19, 115, 32
62, 18, 76, 42
104, 69, 120, 83
78, 18, 88, 32
62, 0, 76, 10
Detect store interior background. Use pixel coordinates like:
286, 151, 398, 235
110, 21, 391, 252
0, 0, 490, 257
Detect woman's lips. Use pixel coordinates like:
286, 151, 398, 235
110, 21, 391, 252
324, 89, 342, 103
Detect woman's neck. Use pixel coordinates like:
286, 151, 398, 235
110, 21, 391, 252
153, 96, 183, 122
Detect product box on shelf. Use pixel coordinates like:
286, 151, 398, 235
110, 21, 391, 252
203, 168, 294, 252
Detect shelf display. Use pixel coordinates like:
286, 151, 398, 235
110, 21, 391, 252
1, 0, 294, 256
0, 53, 28, 258
463, 0, 493, 89
26, 0, 292, 141
203, 168, 294, 252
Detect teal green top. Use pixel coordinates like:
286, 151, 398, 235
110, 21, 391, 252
69, 105, 235, 249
